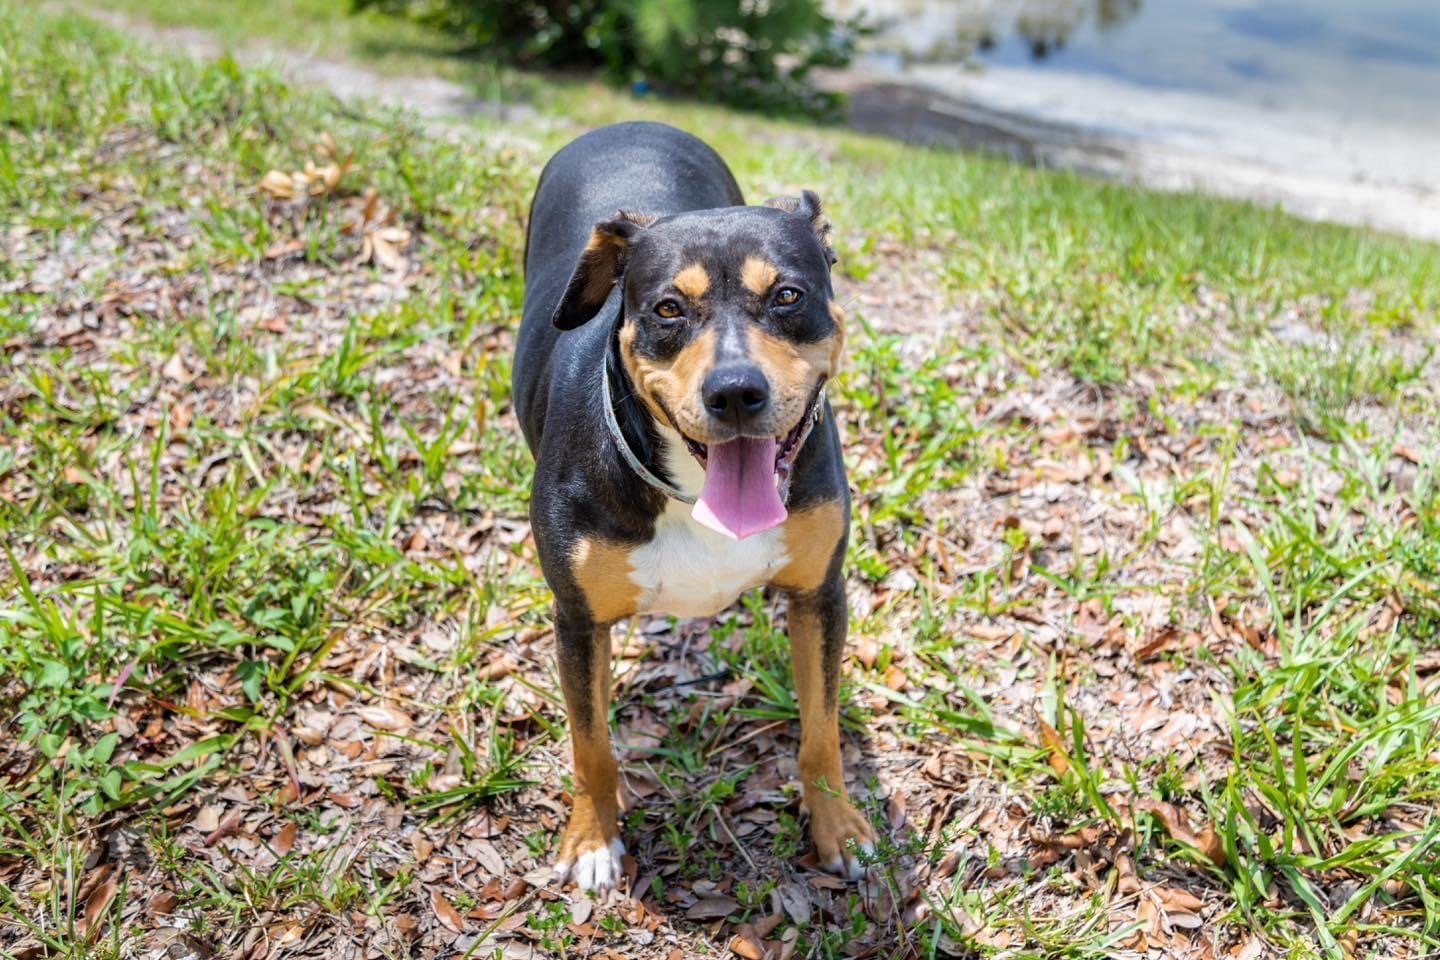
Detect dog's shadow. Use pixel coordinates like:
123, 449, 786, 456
602, 602, 927, 953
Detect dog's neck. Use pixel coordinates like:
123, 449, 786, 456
652, 423, 704, 500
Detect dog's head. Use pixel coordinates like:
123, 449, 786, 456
552, 192, 844, 539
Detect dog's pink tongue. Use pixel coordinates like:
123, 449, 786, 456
692, 437, 786, 540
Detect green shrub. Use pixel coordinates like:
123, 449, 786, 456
352, 0, 861, 115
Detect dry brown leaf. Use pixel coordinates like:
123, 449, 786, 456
273, 821, 297, 856
476, 654, 520, 681
469, 839, 504, 877
358, 705, 411, 731
1229, 938, 1266, 960
147, 891, 178, 916
804, 872, 848, 890
203, 809, 243, 847
1393, 444, 1423, 465
162, 354, 194, 384
778, 881, 812, 924
272, 921, 304, 949
364, 226, 411, 272
431, 889, 465, 934
275, 780, 300, 806
729, 934, 766, 960
1135, 627, 1180, 661
1036, 716, 1071, 777
80, 873, 119, 940
192, 804, 223, 833
887, 791, 907, 831
932, 848, 962, 881
467, 902, 506, 922
1155, 886, 1205, 913
1114, 852, 1140, 895
263, 238, 305, 261
258, 170, 296, 200
623, 850, 638, 892
752, 913, 783, 939
1138, 896, 1161, 934
686, 895, 740, 920
1137, 800, 1226, 867
1169, 911, 1204, 930
258, 312, 290, 334
258, 140, 351, 204
360, 187, 385, 224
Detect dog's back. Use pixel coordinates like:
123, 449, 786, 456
515, 122, 744, 446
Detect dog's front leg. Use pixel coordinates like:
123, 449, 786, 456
552, 601, 624, 892
788, 575, 875, 878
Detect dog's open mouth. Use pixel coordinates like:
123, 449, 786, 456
684, 383, 825, 541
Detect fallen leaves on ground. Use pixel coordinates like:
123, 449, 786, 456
1137, 799, 1228, 868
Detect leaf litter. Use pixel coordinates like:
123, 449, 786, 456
2, 11, 1440, 960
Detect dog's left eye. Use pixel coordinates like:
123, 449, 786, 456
655, 299, 683, 319
774, 287, 803, 307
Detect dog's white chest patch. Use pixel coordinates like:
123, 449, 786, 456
630, 499, 789, 619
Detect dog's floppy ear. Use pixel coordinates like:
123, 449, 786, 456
552, 210, 656, 330
764, 189, 835, 267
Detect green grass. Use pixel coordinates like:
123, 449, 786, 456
3, 2, 1440, 958
67, 0, 1440, 366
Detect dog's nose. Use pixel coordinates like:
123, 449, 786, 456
702, 365, 770, 424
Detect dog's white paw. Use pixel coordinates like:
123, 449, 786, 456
809, 795, 877, 882
823, 836, 875, 880
555, 837, 626, 893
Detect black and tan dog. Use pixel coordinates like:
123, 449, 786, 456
514, 121, 873, 892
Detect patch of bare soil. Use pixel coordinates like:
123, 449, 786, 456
73, 5, 535, 126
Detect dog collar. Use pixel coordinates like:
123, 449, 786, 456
601, 355, 698, 505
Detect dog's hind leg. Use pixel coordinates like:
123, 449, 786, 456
787, 574, 876, 879
552, 603, 625, 892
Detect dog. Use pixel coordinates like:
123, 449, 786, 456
514, 121, 873, 892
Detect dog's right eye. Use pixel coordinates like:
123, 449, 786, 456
654, 299, 683, 320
